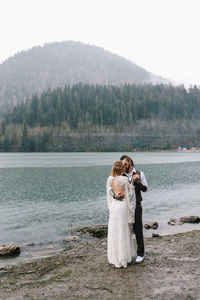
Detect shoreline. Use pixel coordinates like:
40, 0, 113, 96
0, 229, 200, 299
1, 222, 200, 270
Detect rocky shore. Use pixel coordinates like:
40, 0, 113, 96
0, 228, 200, 300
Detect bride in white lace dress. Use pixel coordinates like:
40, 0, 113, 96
106, 160, 136, 268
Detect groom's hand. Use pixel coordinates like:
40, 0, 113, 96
132, 174, 140, 185
113, 193, 125, 201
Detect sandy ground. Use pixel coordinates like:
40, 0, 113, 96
0, 230, 200, 300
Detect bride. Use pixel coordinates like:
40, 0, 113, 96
106, 160, 136, 268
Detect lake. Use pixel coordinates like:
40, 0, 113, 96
0, 152, 200, 266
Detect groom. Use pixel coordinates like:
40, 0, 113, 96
120, 154, 148, 263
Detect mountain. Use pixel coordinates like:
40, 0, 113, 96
0, 41, 169, 117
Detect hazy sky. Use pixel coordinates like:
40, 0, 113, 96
0, 0, 200, 86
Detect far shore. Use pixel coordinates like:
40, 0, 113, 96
1, 148, 200, 153
0, 228, 200, 300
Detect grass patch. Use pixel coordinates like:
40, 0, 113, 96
14, 269, 72, 289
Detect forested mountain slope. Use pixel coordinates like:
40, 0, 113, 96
1, 84, 200, 151
0, 41, 168, 117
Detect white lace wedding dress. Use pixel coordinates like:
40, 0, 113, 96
106, 175, 136, 268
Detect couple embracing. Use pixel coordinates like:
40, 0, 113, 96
106, 155, 148, 268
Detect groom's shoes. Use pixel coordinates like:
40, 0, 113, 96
135, 256, 145, 263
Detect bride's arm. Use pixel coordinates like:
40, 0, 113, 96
106, 176, 114, 209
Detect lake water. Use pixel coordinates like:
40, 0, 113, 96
0, 152, 200, 266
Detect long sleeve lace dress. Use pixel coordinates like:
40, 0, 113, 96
106, 175, 136, 268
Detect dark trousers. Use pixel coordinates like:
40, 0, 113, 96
133, 202, 144, 257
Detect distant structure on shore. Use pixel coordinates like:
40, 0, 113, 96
177, 146, 200, 152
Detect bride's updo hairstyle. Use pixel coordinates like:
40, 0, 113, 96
111, 160, 124, 176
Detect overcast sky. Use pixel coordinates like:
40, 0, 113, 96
0, 0, 200, 86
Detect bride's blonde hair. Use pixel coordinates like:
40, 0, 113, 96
111, 160, 124, 176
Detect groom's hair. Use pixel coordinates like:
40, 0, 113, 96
120, 154, 134, 166
120, 154, 128, 161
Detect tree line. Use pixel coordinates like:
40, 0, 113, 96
1, 83, 200, 151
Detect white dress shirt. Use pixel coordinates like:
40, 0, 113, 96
125, 168, 148, 191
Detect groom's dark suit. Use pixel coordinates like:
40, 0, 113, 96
123, 169, 147, 257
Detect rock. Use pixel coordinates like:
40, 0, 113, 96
63, 236, 80, 243
180, 216, 200, 224
144, 222, 158, 230
77, 225, 108, 238
152, 233, 161, 238
0, 244, 21, 257
26, 242, 35, 247
168, 216, 200, 225
168, 218, 184, 226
